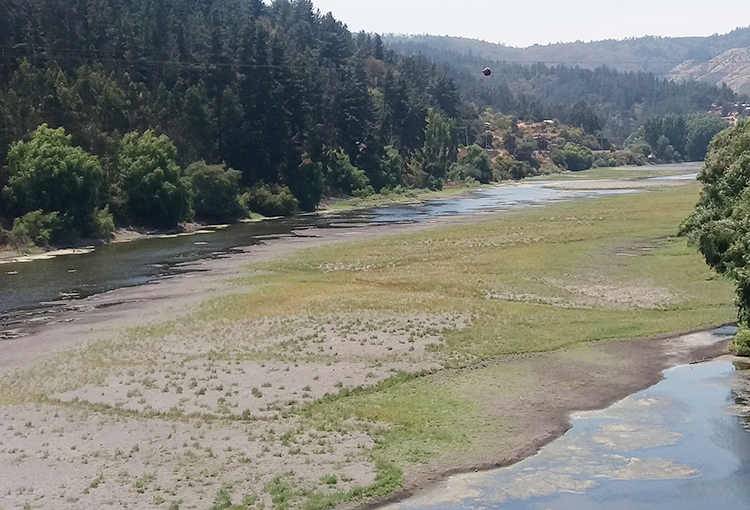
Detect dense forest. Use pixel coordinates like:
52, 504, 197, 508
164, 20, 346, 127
0, 0, 740, 248
386, 41, 745, 144
0, 0, 476, 244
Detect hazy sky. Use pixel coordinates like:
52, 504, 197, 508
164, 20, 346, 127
307, 0, 749, 47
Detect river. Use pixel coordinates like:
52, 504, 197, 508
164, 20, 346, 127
384, 346, 750, 510
4, 167, 749, 508
0, 180, 642, 338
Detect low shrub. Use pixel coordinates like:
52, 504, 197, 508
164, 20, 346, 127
561, 142, 594, 171
186, 161, 246, 223
11, 210, 63, 246
92, 206, 115, 240
730, 328, 750, 357
241, 184, 299, 217
493, 157, 538, 181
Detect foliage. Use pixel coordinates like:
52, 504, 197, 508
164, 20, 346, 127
682, 119, 750, 324
685, 114, 731, 161
116, 130, 192, 229
241, 184, 298, 217
385, 35, 745, 144
730, 328, 750, 357
324, 150, 374, 197
286, 156, 325, 212
446, 163, 479, 185
186, 161, 245, 223
561, 142, 594, 171
385, 30, 750, 77
375, 146, 404, 191
11, 210, 62, 246
0, 0, 465, 231
513, 136, 540, 167
3, 124, 105, 239
460, 145, 492, 183
493, 156, 536, 181
92, 207, 115, 240
423, 108, 458, 188
633, 113, 729, 162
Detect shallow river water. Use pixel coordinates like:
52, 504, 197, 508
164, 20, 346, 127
2, 167, 747, 508
0, 181, 639, 334
387, 350, 750, 510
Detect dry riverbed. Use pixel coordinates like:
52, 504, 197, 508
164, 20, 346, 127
0, 173, 738, 510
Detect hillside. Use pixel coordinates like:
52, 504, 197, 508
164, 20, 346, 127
0, 0, 473, 240
384, 27, 750, 77
668, 47, 750, 95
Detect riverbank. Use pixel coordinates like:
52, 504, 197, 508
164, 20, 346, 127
0, 184, 478, 267
0, 175, 737, 510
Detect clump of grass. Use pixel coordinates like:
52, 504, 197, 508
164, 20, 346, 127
730, 328, 750, 356
134, 473, 155, 493
303, 461, 403, 510
265, 475, 297, 510
321, 474, 337, 485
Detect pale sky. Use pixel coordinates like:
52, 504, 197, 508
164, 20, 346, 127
306, 0, 749, 48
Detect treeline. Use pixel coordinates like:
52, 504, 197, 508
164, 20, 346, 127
0, 0, 475, 244
0, 0, 737, 248
627, 113, 730, 163
385, 41, 743, 144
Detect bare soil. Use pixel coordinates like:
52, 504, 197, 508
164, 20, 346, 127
0, 198, 735, 510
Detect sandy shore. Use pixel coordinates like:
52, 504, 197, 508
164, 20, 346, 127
0, 181, 736, 510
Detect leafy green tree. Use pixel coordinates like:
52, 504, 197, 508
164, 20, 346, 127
682, 119, 750, 324
493, 157, 535, 181
378, 146, 404, 190
685, 114, 730, 161
562, 142, 594, 171
3, 124, 107, 240
423, 108, 457, 187
514, 136, 539, 167
185, 161, 245, 223
654, 135, 677, 162
116, 130, 192, 229
563, 101, 601, 134
461, 145, 493, 183
182, 82, 217, 164
324, 150, 373, 197
286, 156, 325, 212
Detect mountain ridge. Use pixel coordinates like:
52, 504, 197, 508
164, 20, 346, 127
384, 27, 750, 77
667, 47, 750, 95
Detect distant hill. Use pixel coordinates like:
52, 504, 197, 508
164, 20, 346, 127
667, 47, 750, 95
384, 27, 750, 77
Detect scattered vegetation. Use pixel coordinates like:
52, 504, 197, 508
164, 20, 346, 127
0, 179, 736, 508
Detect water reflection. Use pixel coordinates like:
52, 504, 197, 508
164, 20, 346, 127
0, 181, 641, 332
389, 357, 750, 510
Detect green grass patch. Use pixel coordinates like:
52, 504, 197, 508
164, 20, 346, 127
305, 366, 526, 468
304, 460, 404, 510
200, 183, 734, 354
535, 162, 701, 181
321, 184, 481, 212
